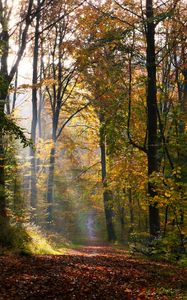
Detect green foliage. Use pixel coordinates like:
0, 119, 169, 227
0, 112, 33, 148
0, 220, 60, 255
0, 217, 31, 252
129, 231, 186, 262
178, 255, 187, 267
129, 232, 154, 256
24, 224, 61, 254
149, 169, 185, 206
0, 73, 9, 93
152, 232, 186, 262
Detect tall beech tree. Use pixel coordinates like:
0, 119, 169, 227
113, 0, 181, 236
30, 0, 42, 209
145, 0, 160, 236
99, 112, 116, 241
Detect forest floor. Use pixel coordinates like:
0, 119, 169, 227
0, 245, 186, 300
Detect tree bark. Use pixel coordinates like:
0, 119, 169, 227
119, 205, 125, 242
128, 188, 134, 231
182, 70, 187, 112
30, 3, 41, 209
0, 131, 6, 219
99, 113, 116, 241
46, 144, 56, 226
146, 0, 160, 236
0, 8, 9, 220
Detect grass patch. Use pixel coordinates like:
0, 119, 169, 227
25, 225, 62, 255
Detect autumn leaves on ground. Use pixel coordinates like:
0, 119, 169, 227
0, 246, 186, 300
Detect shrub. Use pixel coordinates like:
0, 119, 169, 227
0, 219, 60, 255
0, 217, 31, 253
129, 231, 186, 262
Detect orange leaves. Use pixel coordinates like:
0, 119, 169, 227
0, 246, 185, 299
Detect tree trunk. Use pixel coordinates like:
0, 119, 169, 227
0, 131, 6, 219
38, 87, 43, 139
0, 97, 8, 224
120, 206, 125, 242
0, 22, 9, 222
12, 24, 22, 113
46, 108, 59, 227
137, 198, 142, 231
38, 44, 44, 139
30, 5, 40, 209
146, 0, 160, 236
12, 70, 18, 112
46, 144, 56, 226
128, 188, 134, 225
182, 69, 187, 112
99, 113, 116, 241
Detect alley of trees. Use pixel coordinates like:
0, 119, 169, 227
0, 0, 187, 298
0, 0, 187, 275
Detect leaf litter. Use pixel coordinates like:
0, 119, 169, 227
0, 246, 186, 299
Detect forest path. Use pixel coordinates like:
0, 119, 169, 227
0, 246, 186, 299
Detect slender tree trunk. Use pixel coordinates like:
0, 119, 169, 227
163, 205, 168, 237
146, 0, 160, 236
46, 142, 56, 226
46, 114, 58, 226
0, 94, 8, 223
137, 198, 142, 230
12, 24, 22, 113
0, 131, 6, 219
128, 188, 134, 225
182, 69, 187, 112
6, 95, 11, 114
12, 70, 18, 112
177, 53, 187, 226
36, 84, 44, 174
180, 66, 187, 135
38, 87, 43, 139
38, 47, 44, 139
181, 43, 187, 114
99, 113, 116, 241
30, 5, 40, 209
120, 206, 125, 242
0, 21, 9, 222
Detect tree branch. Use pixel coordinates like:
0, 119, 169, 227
56, 102, 90, 140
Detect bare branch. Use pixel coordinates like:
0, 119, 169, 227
74, 161, 101, 180
56, 102, 90, 140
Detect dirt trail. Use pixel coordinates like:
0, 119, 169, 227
0, 246, 186, 299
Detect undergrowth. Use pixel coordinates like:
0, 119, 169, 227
24, 224, 62, 255
0, 219, 65, 255
129, 231, 187, 266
